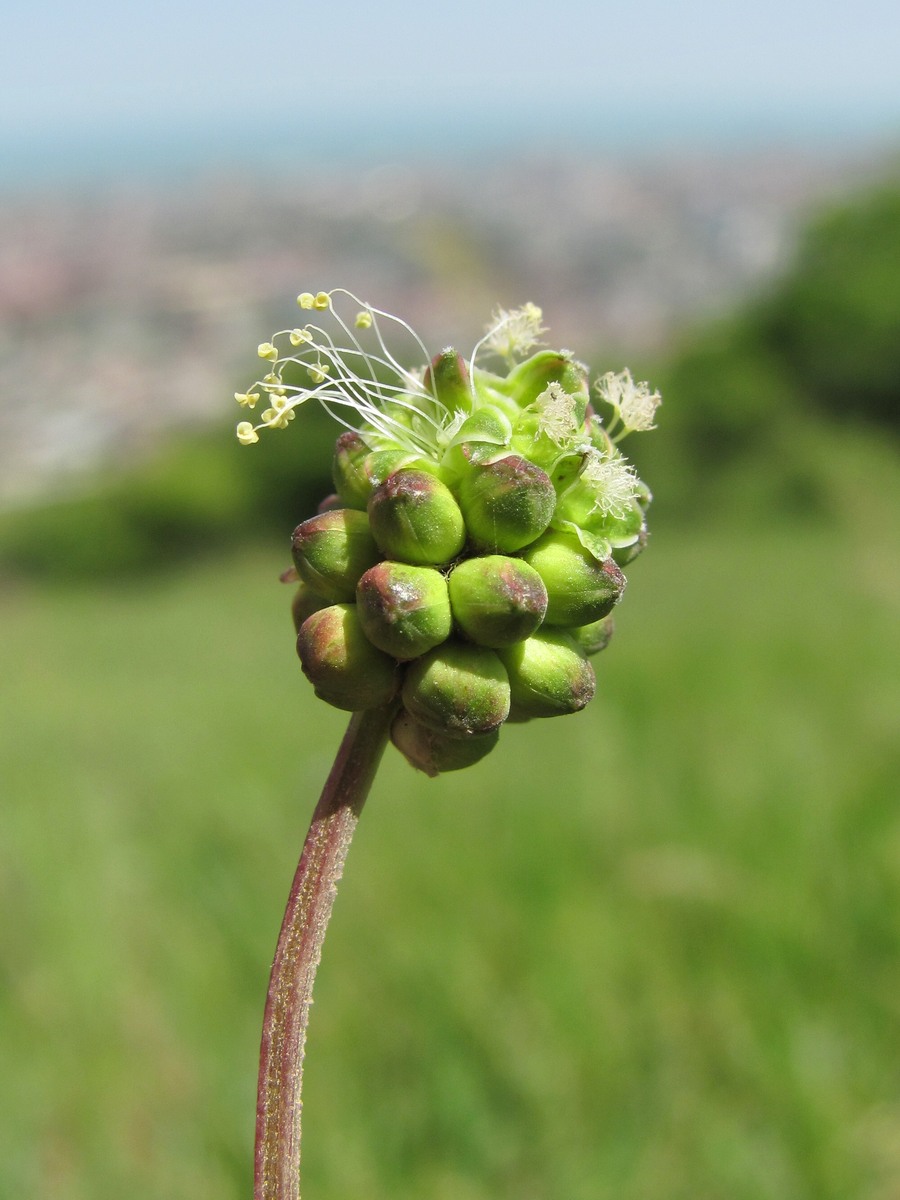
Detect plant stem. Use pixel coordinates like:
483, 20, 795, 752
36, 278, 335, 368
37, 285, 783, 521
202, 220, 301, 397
254, 706, 393, 1200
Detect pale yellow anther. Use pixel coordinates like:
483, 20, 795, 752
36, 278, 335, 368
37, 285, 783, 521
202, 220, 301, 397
234, 391, 261, 408
307, 363, 330, 384
236, 421, 259, 445
257, 342, 278, 361
261, 405, 296, 430
297, 293, 315, 309
355, 310, 373, 329
289, 328, 312, 346
313, 291, 331, 310
263, 373, 280, 385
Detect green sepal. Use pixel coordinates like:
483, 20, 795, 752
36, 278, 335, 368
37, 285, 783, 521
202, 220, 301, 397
553, 519, 613, 566
447, 405, 513, 449
612, 525, 648, 566
365, 448, 440, 490
548, 450, 590, 494
438, 406, 514, 489
554, 497, 643, 553
471, 371, 522, 422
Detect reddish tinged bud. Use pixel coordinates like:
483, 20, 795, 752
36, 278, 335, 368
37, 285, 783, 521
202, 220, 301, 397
423, 349, 473, 414
520, 530, 625, 626
356, 561, 452, 660
401, 641, 510, 737
316, 492, 343, 513
391, 709, 499, 776
368, 469, 466, 566
331, 430, 373, 509
290, 580, 330, 634
456, 454, 556, 553
448, 555, 547, 648
296, 603, 398, 711
291, 509, 382, 602
498, 630, 595, 718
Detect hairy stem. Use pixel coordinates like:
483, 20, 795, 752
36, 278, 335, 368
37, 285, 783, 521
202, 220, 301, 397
254, 706, 393, 1200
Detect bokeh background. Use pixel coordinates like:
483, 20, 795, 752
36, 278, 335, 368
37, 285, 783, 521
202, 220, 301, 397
2, 2, 899, 1198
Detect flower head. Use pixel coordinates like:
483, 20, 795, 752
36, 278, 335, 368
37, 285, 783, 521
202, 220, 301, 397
233, 291, 659, 773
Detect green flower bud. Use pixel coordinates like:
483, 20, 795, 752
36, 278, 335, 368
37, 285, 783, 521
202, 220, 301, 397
556, 482, 643, 547
498, 629, 595, 718
296, 604, 399, 711
290, 579, 331, 634
291, 509, 382, 603
423, 349, 473, 415
402, 641, 510, 737
331, 430, 373, 509
520, 530, 625, 626
356, 561, 452, 660
367, 469, 466, 566
498, 350, 589, 411
568, 613, 615, 656
390, 709, 499, 776
456, 454, 556, 553
448, 555, 547, 647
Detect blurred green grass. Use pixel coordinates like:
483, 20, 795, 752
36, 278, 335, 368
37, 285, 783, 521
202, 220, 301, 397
2, 427, 898, 1199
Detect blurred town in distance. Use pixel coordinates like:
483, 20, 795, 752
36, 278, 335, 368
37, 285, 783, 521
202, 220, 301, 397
0, 139, 894, 508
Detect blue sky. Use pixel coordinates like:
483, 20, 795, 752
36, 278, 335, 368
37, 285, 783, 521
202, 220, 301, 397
4, 0, 900, 155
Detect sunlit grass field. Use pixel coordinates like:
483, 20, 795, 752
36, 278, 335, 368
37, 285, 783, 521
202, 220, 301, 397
2, 439, 898, 1200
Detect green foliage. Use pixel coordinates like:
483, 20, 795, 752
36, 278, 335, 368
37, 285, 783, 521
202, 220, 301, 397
0, 411, 335, 581
631, 178, 900, 520
761, 184, 900, 424
2, 439, 898, 1198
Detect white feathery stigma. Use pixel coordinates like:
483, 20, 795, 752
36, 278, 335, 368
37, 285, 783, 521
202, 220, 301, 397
594, 369, 662, 437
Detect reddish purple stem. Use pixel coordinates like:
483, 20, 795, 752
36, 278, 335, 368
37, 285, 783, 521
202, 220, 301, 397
254, 706, 393, 1200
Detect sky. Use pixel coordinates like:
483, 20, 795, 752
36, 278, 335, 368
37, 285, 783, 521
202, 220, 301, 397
3, 0, 900, 169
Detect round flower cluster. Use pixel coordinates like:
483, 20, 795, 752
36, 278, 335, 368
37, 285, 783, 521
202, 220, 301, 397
236, 291, 659, 775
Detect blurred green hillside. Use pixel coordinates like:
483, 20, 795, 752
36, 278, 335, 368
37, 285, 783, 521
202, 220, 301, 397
2, 179, 899, 1200
633, 181, 900, 519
